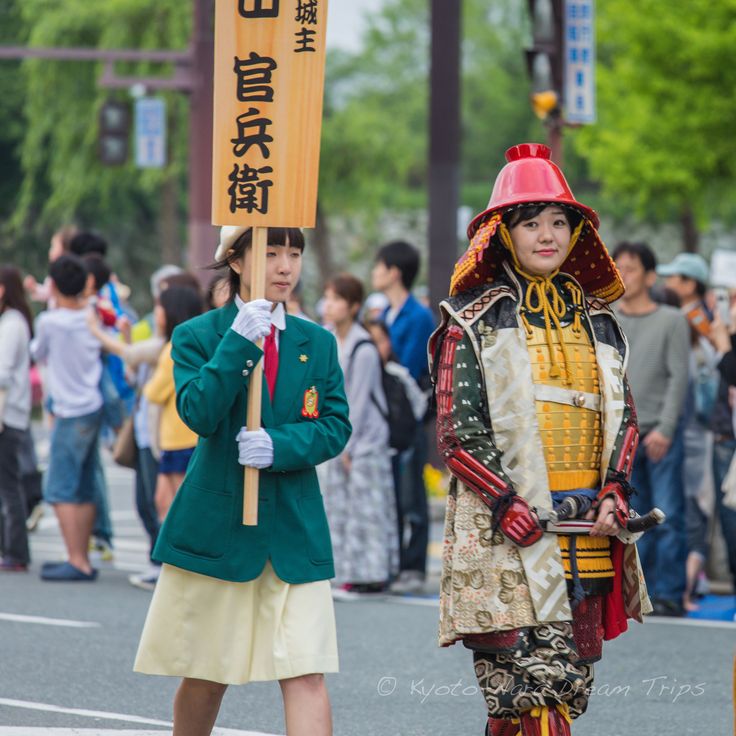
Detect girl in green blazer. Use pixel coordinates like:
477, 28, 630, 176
135, 226, 351, 736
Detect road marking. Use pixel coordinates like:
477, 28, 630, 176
0, 613, 101, 628
0, 700, 278, 735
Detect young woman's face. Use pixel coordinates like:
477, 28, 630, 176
509, 206, 571, 276
232, 240, 303, 303
322, 288, 356, 327
367, 324, 391, 363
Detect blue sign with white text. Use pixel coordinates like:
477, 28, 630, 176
135, 98, 167, 168
564, 0, 596, 124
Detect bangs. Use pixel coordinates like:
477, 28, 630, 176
504, 203, 583, 230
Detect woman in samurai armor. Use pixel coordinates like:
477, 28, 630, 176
430, 143, 652, 736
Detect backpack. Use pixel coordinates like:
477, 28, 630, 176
349, 340, 416, 452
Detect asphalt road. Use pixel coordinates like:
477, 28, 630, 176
1, 455, 734, 736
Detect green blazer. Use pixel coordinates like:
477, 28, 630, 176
152, 302, 351, 584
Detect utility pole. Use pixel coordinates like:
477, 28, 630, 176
0, 0, 216, 281
428, 0, 462, 313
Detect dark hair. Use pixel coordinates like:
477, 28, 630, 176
0, 265, 33, 336
611, 242, 657, 273
159, 285, 203, 341
206, 274, 230, 310
365, 319, 398, 362
49, 254, 88, 297
326, 273, 364, 308
82, 254, 111, 292
69, 231, 108, 257
160, 271, 202, 297
375, 240, 420, 290
695, 280, 707, 299
503, 203, 583, 231
209, 227, 305, 302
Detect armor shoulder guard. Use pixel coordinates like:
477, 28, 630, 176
441, 283, 516, 328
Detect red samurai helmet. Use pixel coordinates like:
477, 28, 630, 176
450, 143, 624, 302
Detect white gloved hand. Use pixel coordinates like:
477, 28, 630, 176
236, 427, 274, 469
230, 298, 273, 343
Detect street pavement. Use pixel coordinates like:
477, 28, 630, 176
1, 450, 734, 735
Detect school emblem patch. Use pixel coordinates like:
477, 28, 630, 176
302, 386, 320, 418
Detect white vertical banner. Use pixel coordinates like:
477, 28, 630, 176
564, 0, 596, 124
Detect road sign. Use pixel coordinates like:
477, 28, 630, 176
564, 0, 596, 124
135, 97, 166, 168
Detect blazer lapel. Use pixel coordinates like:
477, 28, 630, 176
273, 316, 310, 423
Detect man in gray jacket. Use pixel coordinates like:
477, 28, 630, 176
613, 242, 690, 617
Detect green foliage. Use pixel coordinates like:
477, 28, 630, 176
319, 0, 544, 222
0, 0, 191, 312
573, 0, 736, 231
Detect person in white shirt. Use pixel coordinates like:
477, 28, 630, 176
30, 254, 104, 582
0, 266, 33, 572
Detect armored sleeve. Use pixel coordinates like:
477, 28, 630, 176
435, 321, 514, 504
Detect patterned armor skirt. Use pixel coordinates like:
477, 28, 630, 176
467, 592, 606, 720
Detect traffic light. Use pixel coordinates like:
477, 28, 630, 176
525, 0, 563, 120
99, 99, 130, 166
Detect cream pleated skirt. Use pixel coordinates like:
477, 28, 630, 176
134, 562, 339, 685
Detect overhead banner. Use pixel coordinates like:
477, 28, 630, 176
212, 0, 329, 227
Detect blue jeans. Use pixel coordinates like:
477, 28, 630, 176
630, 427, 687, 603
711, 440, 736, 589
44, 409, 104, 505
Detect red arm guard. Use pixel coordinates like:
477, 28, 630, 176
435, 324, 542, 547
596, 425, 639, 527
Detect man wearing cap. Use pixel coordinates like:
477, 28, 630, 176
657, 253, 720, 610
612, 242, 690, 617
431, 144, 651, 736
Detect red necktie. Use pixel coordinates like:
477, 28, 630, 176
263, 323, 279, 400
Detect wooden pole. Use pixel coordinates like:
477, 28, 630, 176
243, 226, 268, 526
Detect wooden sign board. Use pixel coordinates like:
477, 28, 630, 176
212, 0, 329, 228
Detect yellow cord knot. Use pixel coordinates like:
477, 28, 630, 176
511, 704, 572, 736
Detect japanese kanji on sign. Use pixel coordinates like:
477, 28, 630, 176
212, 0, 329, 526
212, 0, 328, 227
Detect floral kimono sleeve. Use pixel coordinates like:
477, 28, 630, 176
435, 321, 514, 506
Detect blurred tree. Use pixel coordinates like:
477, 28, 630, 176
0, 0, 191, 313
572, 0, 736, 251
316, 0, 543, 280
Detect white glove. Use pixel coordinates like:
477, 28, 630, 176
236, 427, 274, 468
230, 299, 273, 343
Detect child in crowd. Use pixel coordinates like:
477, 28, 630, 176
143, 286, 203, 524
30, 254, 104, 581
